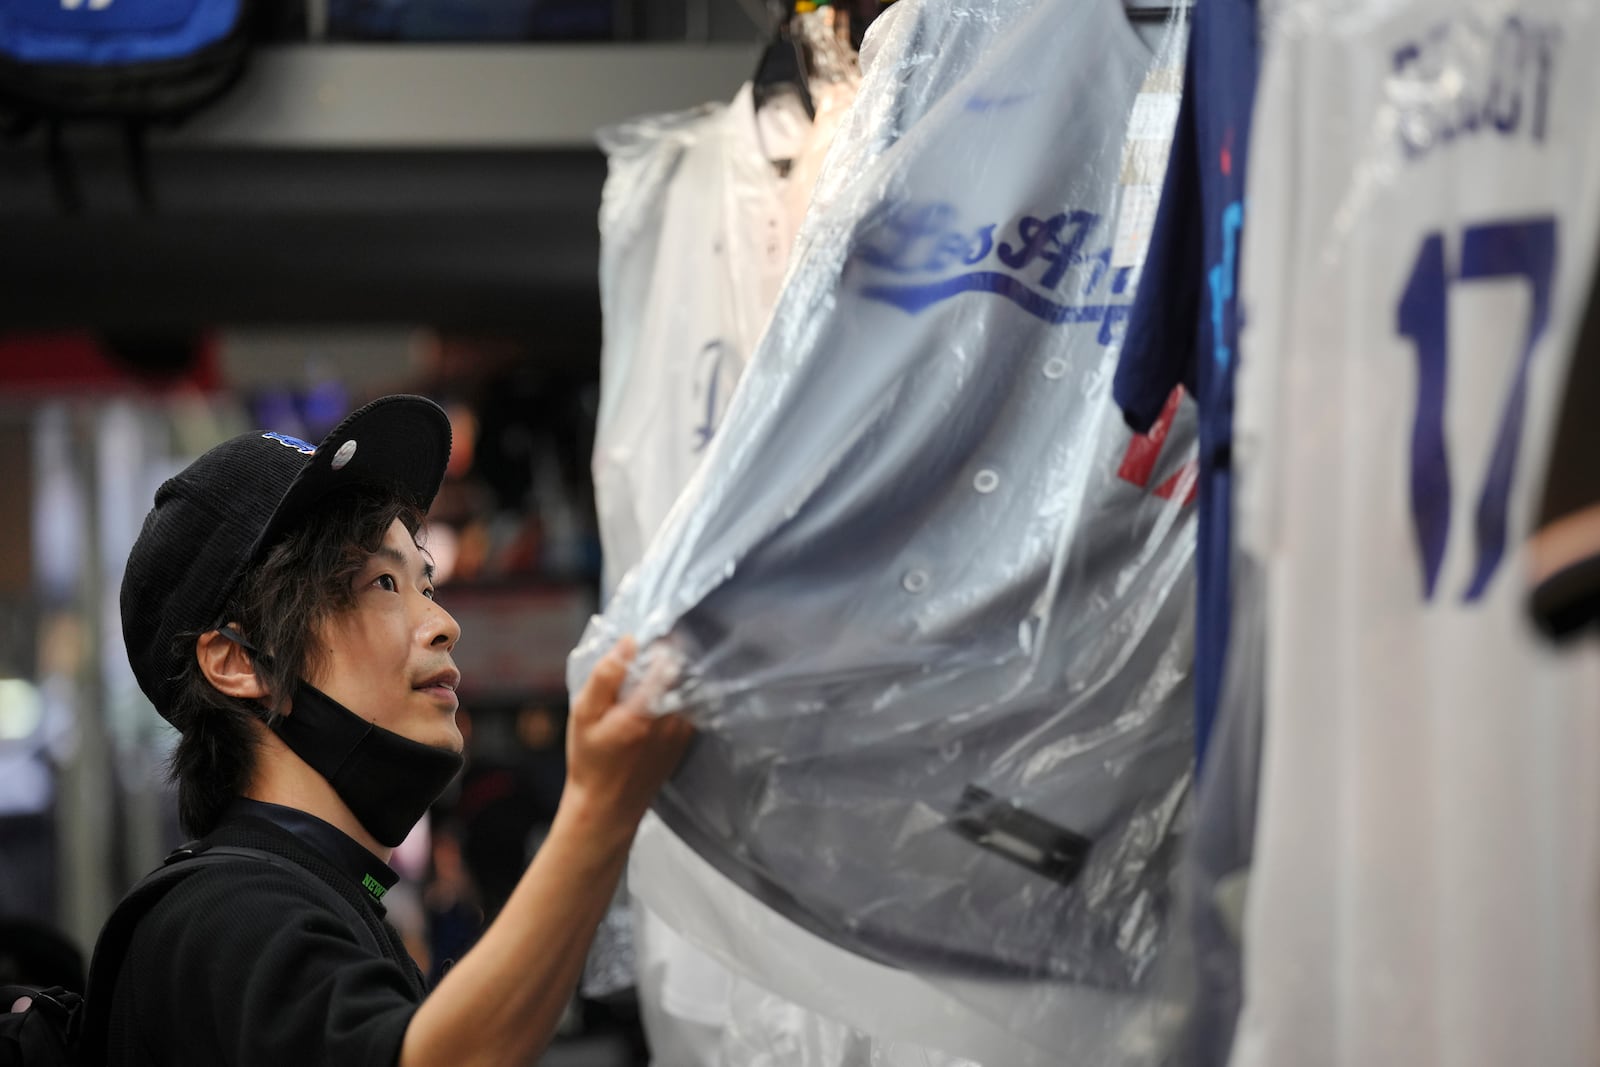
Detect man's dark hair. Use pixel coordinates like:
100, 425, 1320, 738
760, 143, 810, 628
165, 491, 426, 837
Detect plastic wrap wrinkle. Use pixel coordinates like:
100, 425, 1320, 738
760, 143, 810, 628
578, 0, 1195, 1051
630, 812, 1071, 1067
1152, 551, 1267, 1067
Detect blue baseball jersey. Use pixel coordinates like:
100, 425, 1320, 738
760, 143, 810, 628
1113, 0, 1259, 769
1114, 8, 1262, 1063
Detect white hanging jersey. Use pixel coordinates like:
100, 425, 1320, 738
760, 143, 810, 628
596, 74, 898, 1067
593, 85, 806, 591
1231, 3, 1600, 1066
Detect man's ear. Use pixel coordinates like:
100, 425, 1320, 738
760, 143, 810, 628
195, 628, 271, 701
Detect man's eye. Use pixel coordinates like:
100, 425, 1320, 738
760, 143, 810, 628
374, 574, 398, 592
423, 587, 436, 600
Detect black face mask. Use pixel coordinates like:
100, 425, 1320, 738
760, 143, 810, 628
269, 680, 465, 849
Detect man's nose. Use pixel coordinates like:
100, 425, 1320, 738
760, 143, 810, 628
426, 601, 461, 650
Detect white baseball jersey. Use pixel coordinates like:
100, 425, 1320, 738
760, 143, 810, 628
593, 84, 808, 594
1231, 2, 1600, 1065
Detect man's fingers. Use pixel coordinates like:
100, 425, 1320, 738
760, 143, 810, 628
574, 637, 637, 723
592, 697, 694, 754
647, 712, 696, 759
616, 648, 679, 719
10, 996, 31, 1013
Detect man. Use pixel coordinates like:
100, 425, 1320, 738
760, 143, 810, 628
107, 393, 693, 1066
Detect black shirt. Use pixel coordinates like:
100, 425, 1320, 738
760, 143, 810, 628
105, 806, 426, 1067
228, 798, 401, 911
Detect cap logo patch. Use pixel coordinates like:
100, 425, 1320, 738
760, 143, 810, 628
262, 432, 317, 455
331, 440, 358, 470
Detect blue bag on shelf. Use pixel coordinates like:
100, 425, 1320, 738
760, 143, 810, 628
0, 0, 254, 122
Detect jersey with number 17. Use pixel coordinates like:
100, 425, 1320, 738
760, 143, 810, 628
1231, 4, 1600, 1067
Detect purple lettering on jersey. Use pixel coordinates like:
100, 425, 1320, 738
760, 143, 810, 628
852, 200, 1135, 339
1392, 15, 1558, 161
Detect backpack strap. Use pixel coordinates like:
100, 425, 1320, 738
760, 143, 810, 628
185, 846, 385, 955
0, 983, 81, 1065
75, 842, 386, 1064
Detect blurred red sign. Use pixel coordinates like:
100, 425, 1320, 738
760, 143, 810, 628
0, 332, 218, 392
441, 582, 595, 700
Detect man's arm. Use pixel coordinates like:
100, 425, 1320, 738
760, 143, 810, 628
399, 638, 692, 1067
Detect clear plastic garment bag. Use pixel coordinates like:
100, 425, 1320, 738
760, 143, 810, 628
578, 0, 1197, 1055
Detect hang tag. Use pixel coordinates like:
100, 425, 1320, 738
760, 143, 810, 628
1126, 92, 1181, 142
1111, 57, 1184, 273
1112, 185, 1164, 273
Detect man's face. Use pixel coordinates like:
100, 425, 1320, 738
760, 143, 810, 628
306, 518, 464, 753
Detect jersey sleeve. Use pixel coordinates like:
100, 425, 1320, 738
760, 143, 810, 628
1230, 17, 1300, 566
1113, 46, 1203, 434
123, 864, 420, 1067
1528, 260, 1600, 638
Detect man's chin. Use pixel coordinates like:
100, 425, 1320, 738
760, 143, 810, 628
430, 715, 466, 755
400, 708, 465, 755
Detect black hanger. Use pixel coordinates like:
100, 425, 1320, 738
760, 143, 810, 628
752, 0, 816, 120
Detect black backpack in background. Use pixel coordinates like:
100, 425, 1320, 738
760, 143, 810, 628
0, 844, 380, 1067
0, 0, 260, 209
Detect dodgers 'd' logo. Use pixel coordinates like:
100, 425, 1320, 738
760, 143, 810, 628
852, 201, 1134, 343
